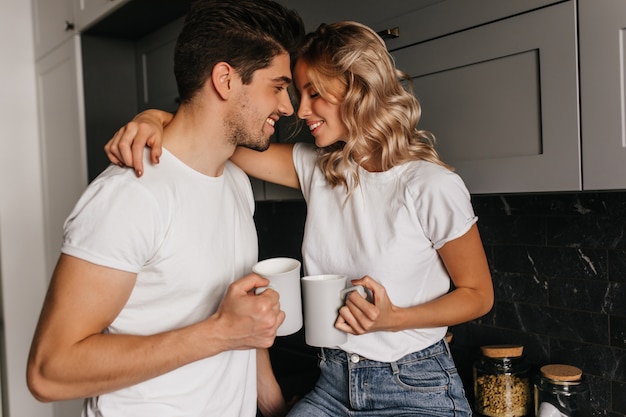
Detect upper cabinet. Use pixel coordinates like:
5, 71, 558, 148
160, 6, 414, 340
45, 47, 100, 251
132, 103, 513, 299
294, 0, 626, 194
368, 0, 626, 193
32, 0, 626, 197
579, 0, 626, 190
373, 0, 562, 51
32, 0, 75, 59
389, 1, 579, 194
75, 0, 129, 31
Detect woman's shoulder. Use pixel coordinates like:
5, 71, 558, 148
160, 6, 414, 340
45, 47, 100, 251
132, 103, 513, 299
400, 160, 469, 197
401, 159, 458, 182
293, 142, 317, 155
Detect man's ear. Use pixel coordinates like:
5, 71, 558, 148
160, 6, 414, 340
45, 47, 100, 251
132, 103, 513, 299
212, 62, 235, 100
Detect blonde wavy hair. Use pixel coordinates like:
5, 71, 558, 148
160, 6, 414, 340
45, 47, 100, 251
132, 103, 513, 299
295, 21, 452, 192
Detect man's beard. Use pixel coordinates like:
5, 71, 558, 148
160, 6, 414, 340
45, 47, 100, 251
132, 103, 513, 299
225, 113, 271, 152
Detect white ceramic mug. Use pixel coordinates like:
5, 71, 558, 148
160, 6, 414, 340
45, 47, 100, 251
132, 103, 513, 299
252, 257, 303, 336
301, 274, 365, 347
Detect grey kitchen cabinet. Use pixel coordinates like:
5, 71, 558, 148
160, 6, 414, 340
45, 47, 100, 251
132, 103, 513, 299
281, 0, 444, 31
135, 17, 182, 114
292, 0, 589, 194
33, 0, 626, 231
32, 0, 75, 60
75, 0, 129, 31
374, 0, 562, 51
579, 0, 626, 190
389, 1, 580, 194
81, 35, 139, 181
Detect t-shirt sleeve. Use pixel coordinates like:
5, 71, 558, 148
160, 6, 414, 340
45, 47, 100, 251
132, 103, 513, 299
413, 167, 478, 250
61, 174, 164, 273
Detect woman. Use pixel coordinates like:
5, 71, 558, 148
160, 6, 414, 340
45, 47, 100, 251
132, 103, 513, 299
106, 21, 493, 416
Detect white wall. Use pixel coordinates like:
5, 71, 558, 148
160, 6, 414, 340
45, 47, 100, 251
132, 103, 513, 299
0, 1, 55, 416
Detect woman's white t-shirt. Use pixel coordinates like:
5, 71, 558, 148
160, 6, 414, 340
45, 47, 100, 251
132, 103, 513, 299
293, 143, 477, 362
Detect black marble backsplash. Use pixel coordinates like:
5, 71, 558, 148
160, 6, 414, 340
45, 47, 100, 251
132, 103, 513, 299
456, 191, 626, 417
254, 191, 626, 416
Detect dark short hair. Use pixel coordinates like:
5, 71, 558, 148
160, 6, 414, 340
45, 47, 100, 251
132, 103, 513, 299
174, 0, 305, 103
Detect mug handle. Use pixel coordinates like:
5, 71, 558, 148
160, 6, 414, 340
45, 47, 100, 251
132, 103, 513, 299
255, 284, 275, 295
340, 285, 366, 300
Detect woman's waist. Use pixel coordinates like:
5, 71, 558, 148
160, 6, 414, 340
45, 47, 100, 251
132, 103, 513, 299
322, 335, 449, 365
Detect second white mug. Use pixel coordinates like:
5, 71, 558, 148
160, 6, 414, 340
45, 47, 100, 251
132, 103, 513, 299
301, 274, 365, 347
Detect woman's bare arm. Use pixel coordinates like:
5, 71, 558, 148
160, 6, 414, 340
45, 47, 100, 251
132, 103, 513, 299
231, 144, 299, 189
337, 224, 494, 333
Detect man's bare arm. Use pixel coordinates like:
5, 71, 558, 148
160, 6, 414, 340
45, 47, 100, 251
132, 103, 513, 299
27, 254, 283, 401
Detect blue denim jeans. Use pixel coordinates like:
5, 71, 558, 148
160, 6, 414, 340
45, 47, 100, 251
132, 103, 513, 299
287, 339, 472, 417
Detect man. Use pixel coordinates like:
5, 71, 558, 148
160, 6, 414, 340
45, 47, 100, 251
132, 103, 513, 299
27, 1, 305, 415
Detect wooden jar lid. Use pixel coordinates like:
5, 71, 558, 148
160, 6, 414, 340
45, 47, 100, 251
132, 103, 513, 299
540, 364, 583, 381
480, 344, 524, 358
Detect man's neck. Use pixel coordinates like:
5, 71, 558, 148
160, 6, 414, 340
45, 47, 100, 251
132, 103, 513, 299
161, 107, 235, 177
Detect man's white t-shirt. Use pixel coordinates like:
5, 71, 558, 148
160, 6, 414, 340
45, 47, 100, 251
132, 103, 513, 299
293, 143, 477, 362
62, 149, 259, 417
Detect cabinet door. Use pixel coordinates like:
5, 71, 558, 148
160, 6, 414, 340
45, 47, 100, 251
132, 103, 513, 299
32, 0, 75, 59
35, 36, 88, 276
374, 0, 562, 51
392, 1, 580, 194
82, 36, 139, 181
76, 0, 129, 30
135, 17, 183, 113
579, 0, 626, 190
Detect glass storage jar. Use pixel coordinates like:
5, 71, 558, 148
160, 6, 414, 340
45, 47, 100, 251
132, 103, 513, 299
534, 364, 591, 417
473, 345, 532, 417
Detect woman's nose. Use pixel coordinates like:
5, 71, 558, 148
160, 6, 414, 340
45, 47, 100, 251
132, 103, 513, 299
297, 98, 311, 119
